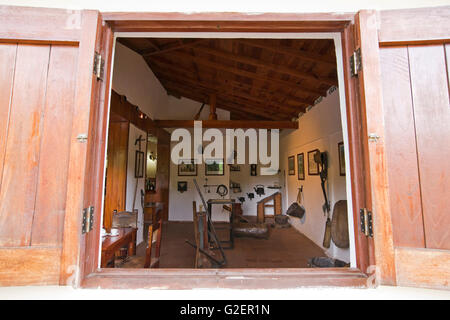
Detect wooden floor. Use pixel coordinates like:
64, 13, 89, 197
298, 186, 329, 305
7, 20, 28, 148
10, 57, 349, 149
117, 218, 326, 269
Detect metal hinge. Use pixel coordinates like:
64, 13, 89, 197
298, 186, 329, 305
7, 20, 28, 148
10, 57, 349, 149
82, 206, 94, 234
350, 48, 362, 77
93, 52, 104, 81
360, 208, 373, 237
76, 133, 88, 143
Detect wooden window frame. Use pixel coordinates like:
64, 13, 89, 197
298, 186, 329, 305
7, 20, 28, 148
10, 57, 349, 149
80, 12, 375, 289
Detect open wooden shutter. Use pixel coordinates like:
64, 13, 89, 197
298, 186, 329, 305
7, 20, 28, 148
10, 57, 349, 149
0, 5, 111, 287
354, 7, 450, 289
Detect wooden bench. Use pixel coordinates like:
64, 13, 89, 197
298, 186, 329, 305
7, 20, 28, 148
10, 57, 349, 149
257, 192, 282, 223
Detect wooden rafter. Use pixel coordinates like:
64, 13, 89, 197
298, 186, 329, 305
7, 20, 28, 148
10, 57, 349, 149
162, 79, 297, 119
145, 58, 308, 111
146, 56, 318, 102
164, 83, 288, 120
118, 38, 337, 121
237, 39, 336, 67
141, 39, 207, 56
154, 119, 298, 129
145, 38, 161, 51
150, 52, 326, 96
154, 71, 308, 113
190, 45, 337, 86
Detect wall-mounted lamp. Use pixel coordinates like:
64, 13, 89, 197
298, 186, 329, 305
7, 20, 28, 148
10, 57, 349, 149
135, 106, 148, 120
149, 152, 157, 161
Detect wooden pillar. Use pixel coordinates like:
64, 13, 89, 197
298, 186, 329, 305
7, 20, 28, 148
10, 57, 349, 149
274, 193, 282, 215
208, 93, 217, 120
257, 202, 265, 223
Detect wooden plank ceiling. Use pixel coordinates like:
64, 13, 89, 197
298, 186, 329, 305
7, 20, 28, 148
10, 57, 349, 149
117, 38, 337, 121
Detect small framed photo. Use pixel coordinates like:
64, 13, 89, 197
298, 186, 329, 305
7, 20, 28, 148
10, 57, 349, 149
229, 164, 241, 172
297, 153, 305, 180
288, 156, 295, 176
308, 149, 320, 175
178, 159, 197, 176
177, 181, 188, 193
135, 151, 145, 178
205, 158, 224, 176
338, 142, 346, 176
250, 164, 257, 176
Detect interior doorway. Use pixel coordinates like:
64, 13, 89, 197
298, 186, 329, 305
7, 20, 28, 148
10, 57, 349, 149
98, 31, 357, 271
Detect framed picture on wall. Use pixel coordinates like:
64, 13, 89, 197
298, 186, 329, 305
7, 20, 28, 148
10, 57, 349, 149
288, 156, 295, 175
135, 151, 145, 178
177, 181, 188, 193
308, 149, 320, 175
229, 164, 241, 172
338, 142, 346, 176
178, 159, 197, 176
297, 153, 305, 180
205, 158, 224, 176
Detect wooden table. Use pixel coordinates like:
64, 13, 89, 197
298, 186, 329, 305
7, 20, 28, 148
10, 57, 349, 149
101, 227, 137, 268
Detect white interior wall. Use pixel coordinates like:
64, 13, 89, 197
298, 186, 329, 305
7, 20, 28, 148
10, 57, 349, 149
280, 89, 349, 262
169, 128, 231, 222
169, 134, 282, 221
229, 163, 281, 216
112, 42, 168, 119
125, 124, 147, 245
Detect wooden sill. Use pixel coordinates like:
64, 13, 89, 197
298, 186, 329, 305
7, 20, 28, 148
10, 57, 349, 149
82, 267, 368, 289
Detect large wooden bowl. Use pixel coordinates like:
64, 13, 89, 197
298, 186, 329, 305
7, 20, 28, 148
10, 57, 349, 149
331, 200, 349, 248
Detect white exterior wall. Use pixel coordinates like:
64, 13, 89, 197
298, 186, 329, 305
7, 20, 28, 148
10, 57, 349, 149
1, 0, 448, 12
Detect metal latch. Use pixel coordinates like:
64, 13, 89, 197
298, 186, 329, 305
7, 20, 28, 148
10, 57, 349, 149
93, 52, 105, 81
82, 206, 94, 234
368, 133, 380, 142
360, 208, 373, 237
350, 48, 362, 77
77, 133, 88, 143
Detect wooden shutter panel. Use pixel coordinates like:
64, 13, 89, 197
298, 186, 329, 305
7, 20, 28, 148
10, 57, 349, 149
356, 6, 450, 289
0, 5, 106, 287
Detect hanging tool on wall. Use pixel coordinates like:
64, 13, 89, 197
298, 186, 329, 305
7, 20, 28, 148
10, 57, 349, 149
286, 186, 305, 219
314, 150, 332, 248
132, 135, 145, 212
193, 103, 205, 120
315, 151, 330, 213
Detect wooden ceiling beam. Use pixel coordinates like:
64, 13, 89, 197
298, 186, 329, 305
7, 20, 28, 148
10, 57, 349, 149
237, 39, 336, 67
110, 90, 155, 131
116, 38, 142, 54
147, 58, 318, 103
164, 84, 271, 119
222, 97, 297, 119
163, 83, 285, 120
161, 79, 296, 119
141, 39, 207, 56
154, 119, 298, 129
156, 72, 307, 114
190, 45, 337, 86
145, 39, 161, 51
159, 68, 311, 108
216, 96, 292, 120
149, 53, 326, 97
